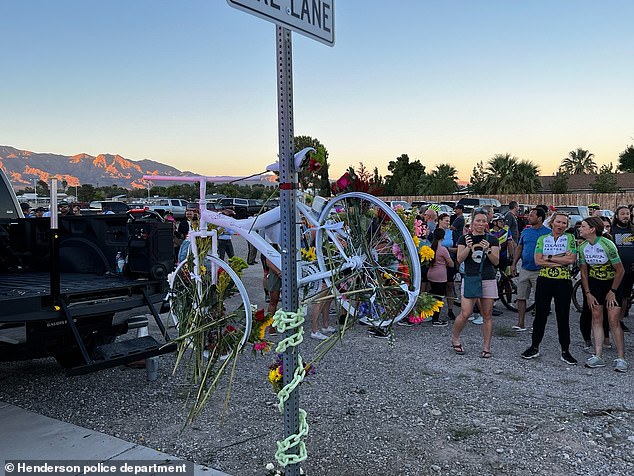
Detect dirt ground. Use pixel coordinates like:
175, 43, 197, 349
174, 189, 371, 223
1, 236, 633, 476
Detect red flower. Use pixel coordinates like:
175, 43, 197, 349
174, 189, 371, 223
254, 309, 266, 322
225, 325, 236, 333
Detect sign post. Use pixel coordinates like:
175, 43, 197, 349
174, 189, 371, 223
226, 2, 334, 474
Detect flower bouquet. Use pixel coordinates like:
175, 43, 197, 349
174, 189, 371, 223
406, 292, 445, 324
170, 237, 253, 423
249, 308, 273, 354
268, 353, 315, 395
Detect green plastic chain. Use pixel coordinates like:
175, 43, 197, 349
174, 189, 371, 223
272, 307, 310, 467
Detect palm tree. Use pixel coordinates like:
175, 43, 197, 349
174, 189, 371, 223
425, 163, 459, 195
513, 160, 541, 193
483, 153, 519, 194
560, 148, 597, 175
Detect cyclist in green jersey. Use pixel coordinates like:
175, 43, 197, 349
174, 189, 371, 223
521, 213, 578, 365
579, 216, 628, 372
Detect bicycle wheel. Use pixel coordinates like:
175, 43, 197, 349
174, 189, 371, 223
497, 273, 536, 312
314, 192, 421, 326
169, 253, 252, 353
572, 279, 584, 313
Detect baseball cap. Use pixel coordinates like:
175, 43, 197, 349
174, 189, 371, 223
20, 202, 31, 211
58, 200, 70, 207
549, 205, 557, 212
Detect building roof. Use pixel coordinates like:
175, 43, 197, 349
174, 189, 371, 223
540, 173, 634, 192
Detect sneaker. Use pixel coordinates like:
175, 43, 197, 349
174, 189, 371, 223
368, 327, 390, 339
521, 347, 540, 359
447, 310, 456, 321
585, 355, 606, 368
397, 319, 414, 327
492, 308, 503, 316
560, 351, 578, 365
432, 320, 449, 327
468, 313, 477, 321
613, 358, 629, 373
471, 315, 483, 325
310, 331, 329, 340
321, 326, 336, 333
621, 322, 630, 332
583, 340, 593, 354
512, 325, 527, 332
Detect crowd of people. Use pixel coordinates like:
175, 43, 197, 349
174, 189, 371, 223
421, 201, 632, 373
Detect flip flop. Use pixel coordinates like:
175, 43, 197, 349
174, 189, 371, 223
451, 343, 465, 355
480, 350, 493, 359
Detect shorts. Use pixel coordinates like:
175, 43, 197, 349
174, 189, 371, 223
588, 277, 622, 307
265, 272, 282, 293
517, 268, 539, 300
461, 278, 498, 299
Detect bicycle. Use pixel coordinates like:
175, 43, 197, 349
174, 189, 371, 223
496, 268, 536, 313
146, 148, 422, 344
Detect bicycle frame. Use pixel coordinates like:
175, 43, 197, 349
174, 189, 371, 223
145, 174, 353, 290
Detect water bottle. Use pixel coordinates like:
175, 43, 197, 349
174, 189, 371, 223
116, 251, 125, 275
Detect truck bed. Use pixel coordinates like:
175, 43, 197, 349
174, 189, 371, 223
0, 271, 166, 323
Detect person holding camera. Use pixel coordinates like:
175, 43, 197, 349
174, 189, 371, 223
450, 209, 499, 358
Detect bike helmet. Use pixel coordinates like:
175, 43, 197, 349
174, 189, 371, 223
588, 203, 600, 210
427, 204, 441, 213
492, 213, 505, 222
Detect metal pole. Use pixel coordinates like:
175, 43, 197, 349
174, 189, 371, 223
276, 25, 300, 476
50, 179, 60, 304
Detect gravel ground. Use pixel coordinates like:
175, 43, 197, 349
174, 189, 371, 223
1, 236, 634, 476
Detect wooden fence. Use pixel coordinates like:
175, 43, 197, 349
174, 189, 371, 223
380, 192, 634, 210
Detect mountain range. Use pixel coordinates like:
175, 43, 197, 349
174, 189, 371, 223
0, 146, 275, 189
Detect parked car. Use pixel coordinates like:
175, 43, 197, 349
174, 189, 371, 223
206, 201, 236, 216
599, 209, 614, 219
218, 197, 262, 218
457, 197, 502, 209
87, 200, 131, 214
146, 198, 189, 218
553, 205, 590, 228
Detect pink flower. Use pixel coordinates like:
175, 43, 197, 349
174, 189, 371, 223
414, 219, 423, 237
392, 243, 404, 261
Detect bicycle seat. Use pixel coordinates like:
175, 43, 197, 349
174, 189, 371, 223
266, 147, 315, 173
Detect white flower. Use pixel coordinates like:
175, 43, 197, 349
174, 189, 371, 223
265, 463, 275, 471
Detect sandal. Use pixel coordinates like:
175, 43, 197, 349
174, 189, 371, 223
480, 350, 492, 359
451, 343, 465, 355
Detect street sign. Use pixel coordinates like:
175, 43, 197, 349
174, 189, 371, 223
226, 0, 334, 46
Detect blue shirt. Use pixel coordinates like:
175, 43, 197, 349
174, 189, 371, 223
441, 229, 454, 249
518, 225, 551, 271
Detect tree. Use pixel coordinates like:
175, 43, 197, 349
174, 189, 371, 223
36, 179, 49, 196
617, 145, 634, 172
560, 148, 597, 175
591, 163, 619, 193
550, 171, 569, 194
384, 154, 425, 195
469, 161, 487, 194
468, 154, 540, 194
425, 163, 459, 195
513, 160, 542, 193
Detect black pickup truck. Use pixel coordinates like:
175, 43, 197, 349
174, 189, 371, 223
0, 172, 176, 374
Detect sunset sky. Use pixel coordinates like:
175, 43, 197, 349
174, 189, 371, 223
2, 1, 633, 182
